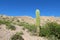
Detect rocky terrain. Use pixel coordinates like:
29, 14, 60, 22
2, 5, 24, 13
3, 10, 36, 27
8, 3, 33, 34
0, 15, 60, 40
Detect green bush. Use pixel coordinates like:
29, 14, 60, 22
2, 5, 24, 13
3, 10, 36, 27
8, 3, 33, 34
6, 25, 16, 30
0, 20, 5, 24
17, 20, 20, 22
10, 32, 24, 40
18, 22, 37, 32
0, 20, 11, 25
0, 20, 16, 30
39, 22, 60, 39
40, 26, 51, 37
29, 24, 37, 33
54, 24, 60, 39
47, 35, 59, 40
18, 22, 25, 26
23, 23, 37, 33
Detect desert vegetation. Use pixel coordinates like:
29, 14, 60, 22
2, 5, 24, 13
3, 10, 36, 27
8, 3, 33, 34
10, 32, 24, 40
0, 10, 60, 40
40, 22, 60, 40
0, 15, 60, 40
18, 22, 37, 33
36, 9, 40, 36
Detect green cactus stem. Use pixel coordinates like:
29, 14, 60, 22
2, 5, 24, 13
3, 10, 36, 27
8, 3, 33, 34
36, 9, 40, 36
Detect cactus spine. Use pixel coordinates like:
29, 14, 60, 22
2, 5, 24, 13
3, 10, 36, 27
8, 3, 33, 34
36, 9, 40, 36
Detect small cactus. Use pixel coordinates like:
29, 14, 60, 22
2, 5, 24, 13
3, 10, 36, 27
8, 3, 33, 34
36, 9, 40, 36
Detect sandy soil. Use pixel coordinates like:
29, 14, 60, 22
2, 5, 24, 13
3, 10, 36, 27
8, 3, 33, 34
0, 24, 47, 40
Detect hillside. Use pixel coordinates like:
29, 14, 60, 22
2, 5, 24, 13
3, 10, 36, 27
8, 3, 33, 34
0, 15, 60, 25
0, 15, 60, 40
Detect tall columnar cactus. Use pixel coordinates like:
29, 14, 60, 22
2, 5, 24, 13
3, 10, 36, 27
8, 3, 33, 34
36, 9, 40, 36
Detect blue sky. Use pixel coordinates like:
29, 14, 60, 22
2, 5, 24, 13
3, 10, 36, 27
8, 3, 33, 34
0, 0, 60, 18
